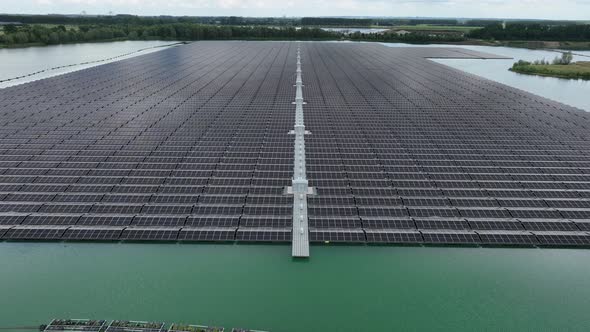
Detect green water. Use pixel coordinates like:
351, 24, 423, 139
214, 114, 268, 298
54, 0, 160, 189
1, 243, 590, 331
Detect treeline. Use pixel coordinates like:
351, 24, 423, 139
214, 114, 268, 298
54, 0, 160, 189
301, 17, 373, 26
300, 17, 468, 27
0, 24, 339, 46
468, 23, 590, 41
348, 31, 465, 43
1, 14, 586, 28
0, 22, 468, 47
0, 14, 299, 26
377, 19, 460, 26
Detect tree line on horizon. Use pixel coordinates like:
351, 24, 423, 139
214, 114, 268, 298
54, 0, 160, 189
0, 24, 343, 46
3, 14, 582, 28
468, 23, 590, 40
0, 22, 469, 47
2, 17, 590, 47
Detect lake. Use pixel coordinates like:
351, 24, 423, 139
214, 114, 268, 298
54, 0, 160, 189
1, 243, 590, 331
1, 40, 590, 331
322, 27, 390, 34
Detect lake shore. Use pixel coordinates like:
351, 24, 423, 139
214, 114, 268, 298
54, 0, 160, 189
3, 37, 590, 51
510, 61, 590, 80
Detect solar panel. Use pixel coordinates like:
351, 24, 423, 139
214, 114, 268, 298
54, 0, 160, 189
0, 214, 27, 225
520, 219, 579, 231
4, 226, 68, 240
308, 216, 361, 228
240, 215, 291, 228
476, 230, 538, 246
132, 215, 187, 227
62, 227, 123, 241
414, 218, 469, 230
533, 231, 590, 246
0, 226, 12, 238
77, 215, 134, 226
309, 229, 365, 243
22, 214, 81, 225
236, 228, 291, 242
574, 221, 590, 231
362, 218, 416, 229
178, 227, 236, 241
365, 230, 423, 244
120, 228, 180, 241
467, 218, 524, 230
421, 230, 481, 244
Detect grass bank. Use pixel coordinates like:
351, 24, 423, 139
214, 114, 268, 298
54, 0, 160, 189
510, 61, 590, 80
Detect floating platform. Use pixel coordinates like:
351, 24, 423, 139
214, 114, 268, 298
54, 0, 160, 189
1, 41, 590, 253
43, 319, 106, 331
43, 320, 267, 332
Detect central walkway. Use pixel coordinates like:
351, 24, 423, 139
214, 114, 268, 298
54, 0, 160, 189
291, 44, 311, 257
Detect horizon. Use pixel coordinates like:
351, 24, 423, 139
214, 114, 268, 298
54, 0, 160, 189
2, 0, 590, 21
1, 13, 587, 22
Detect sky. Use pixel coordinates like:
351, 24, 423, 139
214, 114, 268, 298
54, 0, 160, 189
1, 0, 590, 20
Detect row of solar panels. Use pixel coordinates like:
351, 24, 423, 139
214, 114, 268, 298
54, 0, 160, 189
4, 168, 590, 180
3, 186, 590, 199
2, 225, 588, 246
1, 213, 589, 231
4, 181, 590, 192
5, 194, 590, 207
3, 204, 590, 220
5, 151, 590, 160
2, 139, 589, 146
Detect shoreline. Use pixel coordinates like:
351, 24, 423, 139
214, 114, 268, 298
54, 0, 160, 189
2, 37, 590, 51
510, 68, 590, 80
509, 62, 590, 80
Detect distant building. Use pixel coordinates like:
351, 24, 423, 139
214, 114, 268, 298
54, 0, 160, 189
394, 30, 411, 36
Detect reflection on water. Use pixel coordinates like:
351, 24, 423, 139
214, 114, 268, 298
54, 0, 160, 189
382, 43, 590, 111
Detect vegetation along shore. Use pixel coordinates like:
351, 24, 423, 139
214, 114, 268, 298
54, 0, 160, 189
1, 15, 590, 49
510, 52, 590, 80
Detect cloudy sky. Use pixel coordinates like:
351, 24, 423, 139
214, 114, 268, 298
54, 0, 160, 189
3, 0, 590, 20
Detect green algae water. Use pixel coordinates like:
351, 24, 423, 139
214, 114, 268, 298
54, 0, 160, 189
1, 243, 590, 331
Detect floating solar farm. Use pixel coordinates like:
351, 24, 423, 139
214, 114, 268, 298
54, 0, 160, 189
42, 319, 265, 332
1, 41, 590, 256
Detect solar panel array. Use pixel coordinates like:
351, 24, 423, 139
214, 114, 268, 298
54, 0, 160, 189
0, 41, 295, 244
1, 41, 590, 248
301, 42, 590, 247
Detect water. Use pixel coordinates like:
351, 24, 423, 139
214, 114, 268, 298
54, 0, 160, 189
382, 43, 590, 111
322, 27, 389, 34
0, 40, 179, 89
1, 243, 590, 331
1, 41, 590, 331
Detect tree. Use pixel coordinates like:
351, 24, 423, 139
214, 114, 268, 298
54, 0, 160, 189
3, 24, 18, 33
561, 51, 573, 65
13, 31, 29, 44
